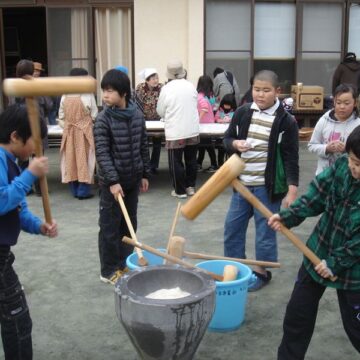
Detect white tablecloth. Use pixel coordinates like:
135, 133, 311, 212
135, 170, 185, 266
48, 122, 229, 137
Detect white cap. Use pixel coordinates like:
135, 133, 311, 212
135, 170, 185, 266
284, 97, 293, 106
138, 68, 157, 81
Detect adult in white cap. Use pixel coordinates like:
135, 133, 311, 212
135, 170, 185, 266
156, 60, 200, 198
136, 68, 163, 174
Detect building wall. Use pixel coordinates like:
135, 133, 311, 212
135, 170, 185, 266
134, 0, 204, 86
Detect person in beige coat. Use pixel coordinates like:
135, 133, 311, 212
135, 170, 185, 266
59, 67, 98, 199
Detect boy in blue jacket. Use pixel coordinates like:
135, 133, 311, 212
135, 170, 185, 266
0, 104, 58, 359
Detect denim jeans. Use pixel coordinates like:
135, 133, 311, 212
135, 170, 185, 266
0, 248, 33, 360
47, 108, 57, 125
224, 186, 281, 262
98, 184, 139, 277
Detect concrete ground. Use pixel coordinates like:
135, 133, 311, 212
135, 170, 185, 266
2, 143, 358, 360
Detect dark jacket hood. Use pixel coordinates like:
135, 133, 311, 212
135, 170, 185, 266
105, 100, 137, 121
342, 61, 360, 72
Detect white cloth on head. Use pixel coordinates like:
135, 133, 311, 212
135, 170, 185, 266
138, 68, 157, 81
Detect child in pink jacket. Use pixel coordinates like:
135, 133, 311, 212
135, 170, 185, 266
196, 75, 218, 172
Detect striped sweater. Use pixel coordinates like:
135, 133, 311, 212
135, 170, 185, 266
241, 100, 279, 185
223, 101, 299, 202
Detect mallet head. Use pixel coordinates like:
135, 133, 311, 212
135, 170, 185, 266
181, 154, 245, 220
3, 76, 97, 97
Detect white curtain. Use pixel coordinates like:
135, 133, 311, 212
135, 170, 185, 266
71, 9, 88, 69
206, 0, 251, 51
302, 3, 342, 52
95, 8, 132, 105
254, 3, 296, 58
47, 8, 91, 76
349, 4, 360, 55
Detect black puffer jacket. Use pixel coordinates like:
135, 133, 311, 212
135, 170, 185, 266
94, 101, 150, 189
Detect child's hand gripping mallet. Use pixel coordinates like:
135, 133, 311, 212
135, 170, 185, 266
231, 180, 337, 281
117, 194, 148, 266
3, 76, 97, 224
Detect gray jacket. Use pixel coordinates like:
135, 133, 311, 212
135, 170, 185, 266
308, 109, 360, 174
213, 71, 241, 106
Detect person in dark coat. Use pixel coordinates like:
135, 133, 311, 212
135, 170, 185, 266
94, 69, 150, 285
332, 52, 360, 95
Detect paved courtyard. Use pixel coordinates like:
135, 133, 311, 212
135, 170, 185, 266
2, 144, 358, 359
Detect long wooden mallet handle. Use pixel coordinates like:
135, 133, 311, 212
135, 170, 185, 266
122, 236, 223, 281
184, 251, 281, 268
168, 234, 280, 268
117, 195, 148, 266
164, 202, 182, 264
3, 76, 97, 97
181, 154, 245, 220
231, 179, 337, 281
25, 97, 52, 224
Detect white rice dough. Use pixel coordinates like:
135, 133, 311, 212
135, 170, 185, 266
145, 287, 191, 299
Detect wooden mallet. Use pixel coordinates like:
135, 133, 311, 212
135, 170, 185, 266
3, 76, 97, 224
167, 236, 238, 282
164, 202, 182, 264
181, 154, 245, 219
122, 236, 224, 281
117, 194, 148, 266
168, 235, 281, 268
230, 181, 335, 277
181, 154, 337, 281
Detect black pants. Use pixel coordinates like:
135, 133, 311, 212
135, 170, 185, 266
197, 138, 217, 168
0, 248, 32, 360
150, 137, 162, 170
98, 184, 139, 277
278, 265, 360, 359
216, 138, 227, 166
168, 145, 198, 195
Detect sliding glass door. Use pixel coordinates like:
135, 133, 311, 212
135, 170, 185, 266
46, 7, 93, 77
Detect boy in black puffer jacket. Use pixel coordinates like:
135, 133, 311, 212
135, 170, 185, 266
94, 69, 150, 285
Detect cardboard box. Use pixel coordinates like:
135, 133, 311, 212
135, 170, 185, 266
291, 85, 324, 110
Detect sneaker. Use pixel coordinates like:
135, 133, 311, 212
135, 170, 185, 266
186, 187, 195, 196
248, 271, 272, 292
205, 165, 218, 173
78, 194, 94, 200
197, 164, 203, 172
171, 190, 187, 199
100, 269, 127, 285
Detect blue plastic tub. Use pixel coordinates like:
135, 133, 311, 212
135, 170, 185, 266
196, 260, 252, 332
126, 249, 166, 270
